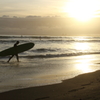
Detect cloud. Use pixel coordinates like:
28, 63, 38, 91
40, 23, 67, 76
0, 17, 100, 36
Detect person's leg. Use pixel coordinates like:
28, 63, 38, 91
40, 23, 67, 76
15, 54, 19, 62
7, 55, 14, 62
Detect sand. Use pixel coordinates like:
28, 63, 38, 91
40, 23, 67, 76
0, 70, 100, 100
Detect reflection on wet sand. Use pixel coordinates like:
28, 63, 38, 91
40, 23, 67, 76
75, 55, 95, 73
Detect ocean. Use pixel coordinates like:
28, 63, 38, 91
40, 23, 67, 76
0, 35, 100, 92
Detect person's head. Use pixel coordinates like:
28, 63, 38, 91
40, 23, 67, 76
16, 41, 19, 44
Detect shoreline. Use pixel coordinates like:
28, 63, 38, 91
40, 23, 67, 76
0, 70, 100, 100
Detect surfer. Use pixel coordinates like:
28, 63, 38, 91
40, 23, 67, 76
7, 41, 19, 62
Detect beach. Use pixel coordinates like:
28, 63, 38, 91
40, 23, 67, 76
0, 1, 100, 98
0, 69, 100, 100
0, 36, 100, 99
0, 54, 100, 93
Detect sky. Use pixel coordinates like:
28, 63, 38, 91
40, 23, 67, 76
0, 0, 100, 36
0, 0, 67, 17
0, 0, 100, 18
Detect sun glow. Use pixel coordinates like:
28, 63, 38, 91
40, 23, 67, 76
63, 0, 100, 21
75, 43, 90, 51
76, 63, 92, 73
75, 55, 94, 73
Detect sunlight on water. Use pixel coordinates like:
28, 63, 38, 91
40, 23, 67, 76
71, 37, 92, 51
1, 36, 100, 93
75, 55, 95, 73
76, 63, 92, 73
74, 42, 91, 51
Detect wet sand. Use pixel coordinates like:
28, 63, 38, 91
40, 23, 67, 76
0, 70, 100, 100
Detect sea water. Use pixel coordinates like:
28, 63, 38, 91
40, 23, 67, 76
0, 35, 100, 92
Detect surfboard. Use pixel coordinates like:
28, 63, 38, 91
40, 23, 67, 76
0, 42, 35, 56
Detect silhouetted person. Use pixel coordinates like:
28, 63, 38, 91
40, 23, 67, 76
7, 41, 19, 62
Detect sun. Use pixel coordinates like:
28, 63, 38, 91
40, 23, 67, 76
63, 0, 100, 21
